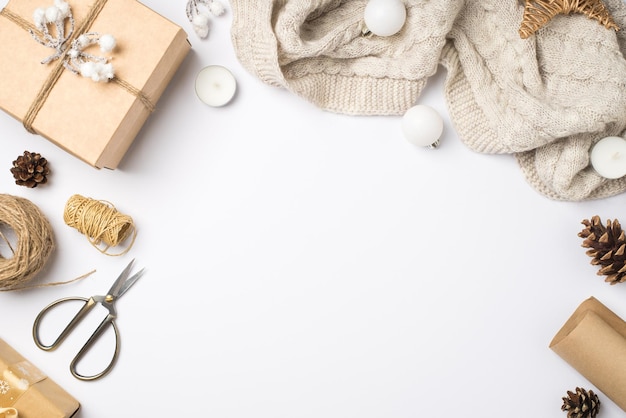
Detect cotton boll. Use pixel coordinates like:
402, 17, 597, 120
54, 0, 69, 18
194, 24, 209, 38
100, 63, 115, 80
209, 1, 225, 16
98, 34, 116, 52
90, 65, 103, 82
83, 62, 114, 82
192, 14, 210, 38
92, 62, 105, 81
195, 23, 211, 38
79, 61, 96, 78
77, 34, 90, 49
192, 13, 209, 29
33, 8, 46, 29
45, 6, 60, 23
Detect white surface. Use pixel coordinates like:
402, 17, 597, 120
1, 2, 626, 417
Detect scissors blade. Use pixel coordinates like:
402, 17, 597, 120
116, 268, 145, 298
107, 259, 136, 297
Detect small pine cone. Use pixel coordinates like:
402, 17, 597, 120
10, 151, 50, 188
562, 387, 600, 418
579, 215, 626, 285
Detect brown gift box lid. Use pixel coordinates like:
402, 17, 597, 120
0, 0, 191, 169
0, 338, 80, 418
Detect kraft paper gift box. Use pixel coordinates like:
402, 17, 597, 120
0, 0, 190, 169
550, 297, 626, 412
0, 338, 80, 417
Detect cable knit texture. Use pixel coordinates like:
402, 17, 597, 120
230, 0, 626, 201
230, 0, 462, 115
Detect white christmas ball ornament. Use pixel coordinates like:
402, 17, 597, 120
363, 0, 406, 37
402, 105, 444, 148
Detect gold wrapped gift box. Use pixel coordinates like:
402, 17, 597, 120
0, 0, 190, 168
0, 338, 79, 417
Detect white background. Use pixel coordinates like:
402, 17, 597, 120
2, 1, 626, 417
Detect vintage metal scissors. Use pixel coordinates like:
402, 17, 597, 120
32, 259, 145, 381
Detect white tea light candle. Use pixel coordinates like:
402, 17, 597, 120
590, 136, 626, 179
401, 104, 444, 148
195, 65, 237, 107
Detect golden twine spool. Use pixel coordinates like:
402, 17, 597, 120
0, 194, 55, 291
63, 194, 136, 256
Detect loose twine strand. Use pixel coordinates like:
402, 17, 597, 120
0, 194, 93, 291
63, 194, 136, 256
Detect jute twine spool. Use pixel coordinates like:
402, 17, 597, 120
63, 194, 136, 256
0, 194, 54, 291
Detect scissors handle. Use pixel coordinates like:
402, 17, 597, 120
33, 296, 93, 350
32, 296, 121, 381
70, 314, 120, 381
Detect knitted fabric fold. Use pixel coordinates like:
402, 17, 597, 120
230, 0, 463, 115
230, 0, 626, 201
442, 0, 626, 200
518, 0, 626, 201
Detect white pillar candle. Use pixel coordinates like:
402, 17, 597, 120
195, 65, 237, 107
363, 0, 406, 37
401, 104, 444, 148
590, 136, 626, 179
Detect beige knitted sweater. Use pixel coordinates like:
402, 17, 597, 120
230, 0, 626, 201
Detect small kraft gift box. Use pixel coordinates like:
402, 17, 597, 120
0, 338, 80, 417
0, 0, 191, 169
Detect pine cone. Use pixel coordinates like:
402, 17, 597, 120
562, 387, 600, 418
10, 151, 50, 188
579, 216, 626, 285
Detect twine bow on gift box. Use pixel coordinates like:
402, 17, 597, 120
0, 0, 156, 134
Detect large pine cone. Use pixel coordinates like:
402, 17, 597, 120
10, 151, 50, 188
562, 387, 600, 418
579, 216, 626, 285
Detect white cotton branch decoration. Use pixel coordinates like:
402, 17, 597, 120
186, 0, 226, 39
30, 0, 117, 82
